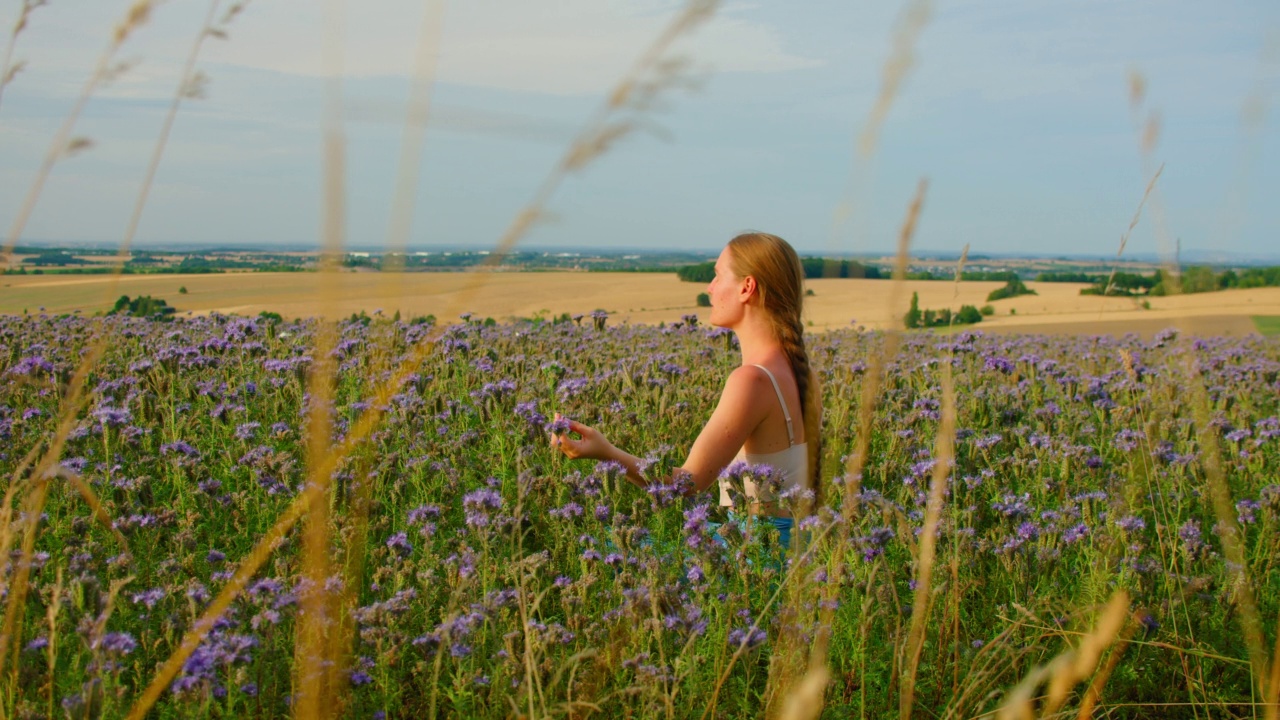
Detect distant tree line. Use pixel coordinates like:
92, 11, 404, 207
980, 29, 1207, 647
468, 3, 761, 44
1037, 271, 1103, 283
1074, 266, 1280, 296
23, 250, 92, 266
677, 257, 885, 283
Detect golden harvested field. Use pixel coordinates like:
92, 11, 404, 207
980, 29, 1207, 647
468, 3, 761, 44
2, 271, 1279, 336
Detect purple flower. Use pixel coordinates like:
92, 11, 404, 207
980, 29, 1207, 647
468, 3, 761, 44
386, 532, 413, 557
132, 588, 166, 609
408, 504, 441, 525
1115, 515, 1146, 534
1062, 524, 1089, 544
100, 632, 137, 655
549, 501, 585, 520
9, 355, 54, 377
547, 416, 572, 435
514, 401, 546, 430
727, 626, 767, 649
1236, 499, 1260, 525
462, 488, 503, 528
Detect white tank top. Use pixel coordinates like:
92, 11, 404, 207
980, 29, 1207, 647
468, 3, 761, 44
717, 364, 809, 507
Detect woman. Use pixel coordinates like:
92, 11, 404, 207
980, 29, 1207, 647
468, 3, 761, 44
550, 232, 822, 549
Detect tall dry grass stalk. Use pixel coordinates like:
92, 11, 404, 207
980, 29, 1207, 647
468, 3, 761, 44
378, 0, 445, 299
437, 0, 719, 318
996, 592, 1132, 720
830, 0, 932, 256
896, 243, 962, 712
1126, 71, 1274, 706
104, 0, 235, 279
125, 2, 724, 716
0, 0, 48, 112
899, 311, 957, 719
291, 0, 346, 715
0, 331, 113, 683
791, 178, 925, 710
2, 0, 157, 259
1097, 162, 1162, 304
0, 0, 247, 706
858, 0, 932, 158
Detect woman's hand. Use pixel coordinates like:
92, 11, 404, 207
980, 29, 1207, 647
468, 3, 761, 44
550, 414, 616, 461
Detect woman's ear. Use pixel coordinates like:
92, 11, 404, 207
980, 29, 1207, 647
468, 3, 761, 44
739, 275, 757, 303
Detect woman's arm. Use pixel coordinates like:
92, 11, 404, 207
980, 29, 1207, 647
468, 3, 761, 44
551, 366, 770, 494
677, 365, 770, 493
552, 416, 649, 488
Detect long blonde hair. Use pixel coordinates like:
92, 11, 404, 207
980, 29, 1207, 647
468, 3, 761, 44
726, 232, 823, 506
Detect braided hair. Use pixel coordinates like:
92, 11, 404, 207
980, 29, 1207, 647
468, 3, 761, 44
726, 232, 823, 508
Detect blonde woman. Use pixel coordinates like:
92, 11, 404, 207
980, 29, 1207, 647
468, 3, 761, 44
551, 232, 822, 549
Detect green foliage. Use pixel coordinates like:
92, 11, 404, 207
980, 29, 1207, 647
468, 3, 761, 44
955, 304, 984, 324
959, 270, 1019, 282
2, 313, 1276, 718
110, 294, 176, 320
799, 257, 883, 279
904, 291, 922, 329
696, 292, 711, 307
980, 304, 995, 316
677, 262, 716, 283
986, 277, 1037, 302
178, 286, 188, 294
1037, 271, 1103, 283
24, 250, 90, 266
905, 292, 981, 328
679, 257, 886, 282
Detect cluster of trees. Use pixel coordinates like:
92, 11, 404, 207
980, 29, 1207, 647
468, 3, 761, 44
677, 257, 884, 283
904, 292, 985, 329
986, 277, 1037, 302
110, 295, 176, 320
1079, 272, 1157, 296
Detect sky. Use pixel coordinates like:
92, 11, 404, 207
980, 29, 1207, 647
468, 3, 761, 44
0, 0, 1278, 258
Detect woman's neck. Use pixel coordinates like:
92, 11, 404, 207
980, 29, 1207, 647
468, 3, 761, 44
732, 315, 781, 366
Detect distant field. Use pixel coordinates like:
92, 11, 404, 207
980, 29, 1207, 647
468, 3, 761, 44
1255, 315, 1280, 336
3, 271, 1280, 335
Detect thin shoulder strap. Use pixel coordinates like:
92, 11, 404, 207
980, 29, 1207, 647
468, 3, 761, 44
750, 364, 795, 446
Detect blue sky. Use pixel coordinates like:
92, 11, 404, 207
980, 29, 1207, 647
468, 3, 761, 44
0, 0, 1277, 258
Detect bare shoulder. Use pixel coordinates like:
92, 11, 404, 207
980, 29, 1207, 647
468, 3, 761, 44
723, 364, 771, 392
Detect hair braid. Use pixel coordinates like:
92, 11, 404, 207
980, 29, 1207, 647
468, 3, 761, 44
775, 314, 823, 507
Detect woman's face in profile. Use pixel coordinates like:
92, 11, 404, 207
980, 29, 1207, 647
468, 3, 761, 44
707, 246, 746, 328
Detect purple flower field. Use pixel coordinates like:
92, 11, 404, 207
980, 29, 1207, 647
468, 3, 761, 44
0, 311, 1277, 717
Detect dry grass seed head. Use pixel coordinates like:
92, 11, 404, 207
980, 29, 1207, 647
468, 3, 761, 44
859, 0, 933, 157
113, 0, 154, 46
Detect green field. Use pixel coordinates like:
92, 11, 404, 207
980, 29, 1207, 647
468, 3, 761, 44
1254, 315, 1280, 336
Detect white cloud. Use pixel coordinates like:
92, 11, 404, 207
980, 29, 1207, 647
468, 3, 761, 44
4, 0, 818, 102
201, 0, 821, 94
